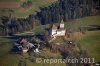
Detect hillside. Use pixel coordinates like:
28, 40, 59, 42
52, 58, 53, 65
0, 31, 100, 66
0, 0, 57, 18
0, 37, 66, 66
19, 16, 100, 35
14, 16, 100, 36
79, 31, 100, 62
65, 16, 100, 30
0, 0, 100, 66
0, 16, 100, 66
0, 0, 99, 36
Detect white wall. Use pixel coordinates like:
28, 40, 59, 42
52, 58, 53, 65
51, 29, 57, 35
60, 24, 64, 28
56, 30, 66, 36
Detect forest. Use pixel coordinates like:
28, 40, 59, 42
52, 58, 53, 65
0, 0, 100, 36
35, 0, 100, 24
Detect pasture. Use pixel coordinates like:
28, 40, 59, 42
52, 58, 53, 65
0, 16, 100, 66
0, 0, 58, 18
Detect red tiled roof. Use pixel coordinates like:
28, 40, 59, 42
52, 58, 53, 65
52, 24, 57, 29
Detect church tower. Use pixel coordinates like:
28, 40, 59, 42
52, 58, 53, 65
60, 19, 64, 28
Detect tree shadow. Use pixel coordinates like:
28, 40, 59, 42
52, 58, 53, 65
87, 25, 100, 31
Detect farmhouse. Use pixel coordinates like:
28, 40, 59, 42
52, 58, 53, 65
51, 19, 66, 36
17, 38, 40, 53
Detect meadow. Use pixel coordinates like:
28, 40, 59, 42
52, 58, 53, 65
0, 0, 100, 66
0, 16, 100, 66
0, 0, 57, 18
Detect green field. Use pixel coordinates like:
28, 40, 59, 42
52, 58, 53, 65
24, 16, 100, 63
78, 31, 100, 62
28, 16, 100, 35
0, 31, 100, 66
0, 37, 66, 66
16, 16, 100, 35
0, 0, 100, 66
64, 16, 100, 62
64, 16, 100, 31
0, 16, 100, 66
0, 0, 57, 18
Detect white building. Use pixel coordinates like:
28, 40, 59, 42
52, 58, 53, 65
60, 19, 64, 28
51, 19, 66, 36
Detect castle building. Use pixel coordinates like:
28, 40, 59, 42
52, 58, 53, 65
51, 19, 66, 36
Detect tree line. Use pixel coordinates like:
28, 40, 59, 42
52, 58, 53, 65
0, 14, 40, 36
0, 0, 99, 36
35, 0, 100, 25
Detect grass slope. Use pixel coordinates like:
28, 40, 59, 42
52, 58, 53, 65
0, 0, 57, 18
0, 16, 100, 66
0, 37, 65, 66
16, 16, 100, 35
30, 16, 100, 63
29, 16, 100, 35
64, 16, 100, 31
78, 31, 100, 62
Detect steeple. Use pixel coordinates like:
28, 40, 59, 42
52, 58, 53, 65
60, 19, 64, 28
61, 19, 64, 24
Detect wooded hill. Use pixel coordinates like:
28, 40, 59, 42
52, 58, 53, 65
0, 0, 100, 36
35, 0, 100, 24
